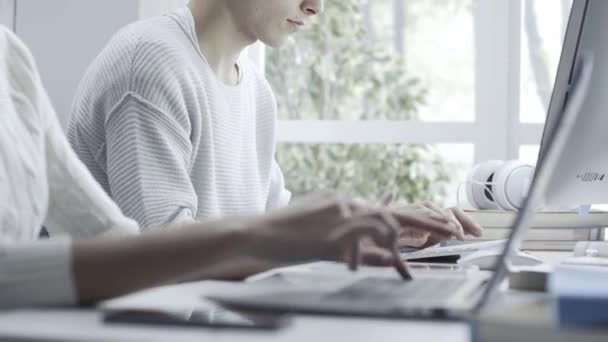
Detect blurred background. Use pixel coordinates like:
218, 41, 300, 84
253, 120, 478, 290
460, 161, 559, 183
0, 0, 571, 206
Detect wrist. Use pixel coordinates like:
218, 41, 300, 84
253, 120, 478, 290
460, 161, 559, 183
233, 214, 286, 262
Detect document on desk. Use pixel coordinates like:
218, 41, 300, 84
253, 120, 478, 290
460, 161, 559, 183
549, 265, 608, 326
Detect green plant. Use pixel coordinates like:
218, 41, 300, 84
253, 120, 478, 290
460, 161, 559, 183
267, 0, 451, 203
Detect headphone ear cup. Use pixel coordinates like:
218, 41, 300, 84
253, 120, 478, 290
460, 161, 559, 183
492, 161, 535, 211
466, 160, 504, 210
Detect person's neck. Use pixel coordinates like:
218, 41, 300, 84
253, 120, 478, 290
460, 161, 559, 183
189, 2, 255, 85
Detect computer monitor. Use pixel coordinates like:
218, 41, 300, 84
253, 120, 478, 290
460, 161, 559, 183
478, 1, 598, 309
538, 0, 608, 208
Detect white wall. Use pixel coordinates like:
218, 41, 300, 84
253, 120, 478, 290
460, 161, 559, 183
139, 0, 188, 18
0, 0, 15, 29
15, 0, 140, 128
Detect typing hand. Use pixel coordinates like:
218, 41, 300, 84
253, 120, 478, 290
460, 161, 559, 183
253, 193, 461, 280
384, 200, 484, 249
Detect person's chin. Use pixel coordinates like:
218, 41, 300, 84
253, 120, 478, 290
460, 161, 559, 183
260, 34, 290, 48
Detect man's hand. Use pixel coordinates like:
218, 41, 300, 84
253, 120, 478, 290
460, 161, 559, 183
387, 201, 484, 249
251, 192, 466, 280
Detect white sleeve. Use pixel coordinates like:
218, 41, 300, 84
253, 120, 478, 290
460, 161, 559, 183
0, 26, 78, 309
104, 93, 198, 229
43, 94, 139, 238
40, 76, 140, 239
0, 238, 75, 309
0, 27, 137, 309
266, 159, 291, 211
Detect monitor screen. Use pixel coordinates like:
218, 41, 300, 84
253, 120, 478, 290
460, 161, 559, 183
536, 0, 608, 208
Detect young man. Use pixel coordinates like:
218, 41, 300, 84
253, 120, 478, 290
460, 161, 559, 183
67, 0, 481, 244
2, 23, 472, 309
67, 0, 323, 229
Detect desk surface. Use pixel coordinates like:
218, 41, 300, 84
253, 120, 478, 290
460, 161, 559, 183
0, 281, 469, 342
0, 252, 581, 341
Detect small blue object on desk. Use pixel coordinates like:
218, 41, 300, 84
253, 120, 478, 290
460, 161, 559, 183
578, 204, 592, 215
549, 264, 608, 327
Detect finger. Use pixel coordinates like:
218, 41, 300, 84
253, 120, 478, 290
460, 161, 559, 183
376, 211, 413, 281
361, 246, 394, 266
421, 202, 462, 237
351, 213, 413, 281
336, 207, 425, 280
444, 208, 465, 241
397, 237, 428, 248
359, 236, 375, 248
422, 201, 456, 221
399, 227, 431, 239
393, 253, 413, 281
330, 218, 394, 254
419, 202, 463, 238
414, 206, 450, 222
398, 227, 431, 247
338, 196, 368, 219
349, 238, 361, 271
389, 210, 455, 238
385, 203, 449, 223
450, 207, 484, 237
419, 233, 446, 249
330, 217, 392, 240
332, 218, 395, 272
338, 199, 353, 218
391, 203, 420, 211
380, 191, 396, 206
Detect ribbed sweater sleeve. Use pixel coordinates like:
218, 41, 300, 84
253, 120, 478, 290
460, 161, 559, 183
105, 92, 197, 229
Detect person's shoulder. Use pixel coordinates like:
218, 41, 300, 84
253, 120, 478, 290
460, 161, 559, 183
0, 26, 37, 76
0, 26, 53, 131
80, 12, 192, 96
0, 26, 44, 104
104, 14, 184, 61
123, 11, 194, 63
113, 13, 195, 86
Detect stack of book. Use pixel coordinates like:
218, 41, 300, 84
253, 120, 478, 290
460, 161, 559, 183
464, 210, 608, 251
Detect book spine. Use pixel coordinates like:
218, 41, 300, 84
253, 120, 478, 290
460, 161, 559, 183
521, 241, 577, 251
465, 211, 608, 229
463, 240, 578, 251
466, 228, 598, 241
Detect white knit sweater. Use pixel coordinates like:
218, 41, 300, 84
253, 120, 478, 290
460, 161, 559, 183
68, 8, 291, 229
0, 26, 139, 309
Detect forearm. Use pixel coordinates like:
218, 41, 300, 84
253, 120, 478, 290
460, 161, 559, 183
72, 218, 267, 304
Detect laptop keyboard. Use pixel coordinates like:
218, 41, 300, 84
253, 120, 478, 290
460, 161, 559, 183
327, 277, 468, 303
402, 240, 507, 261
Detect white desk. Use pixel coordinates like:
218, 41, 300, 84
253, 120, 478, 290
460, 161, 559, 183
0, 281, 470, 342
0, 252, 581, 341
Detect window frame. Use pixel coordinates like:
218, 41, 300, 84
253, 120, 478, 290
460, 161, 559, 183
144, 0, 548, 164
261, 0, 546, 164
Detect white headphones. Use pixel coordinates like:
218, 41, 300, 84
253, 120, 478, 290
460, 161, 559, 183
465, 160, 535, 211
